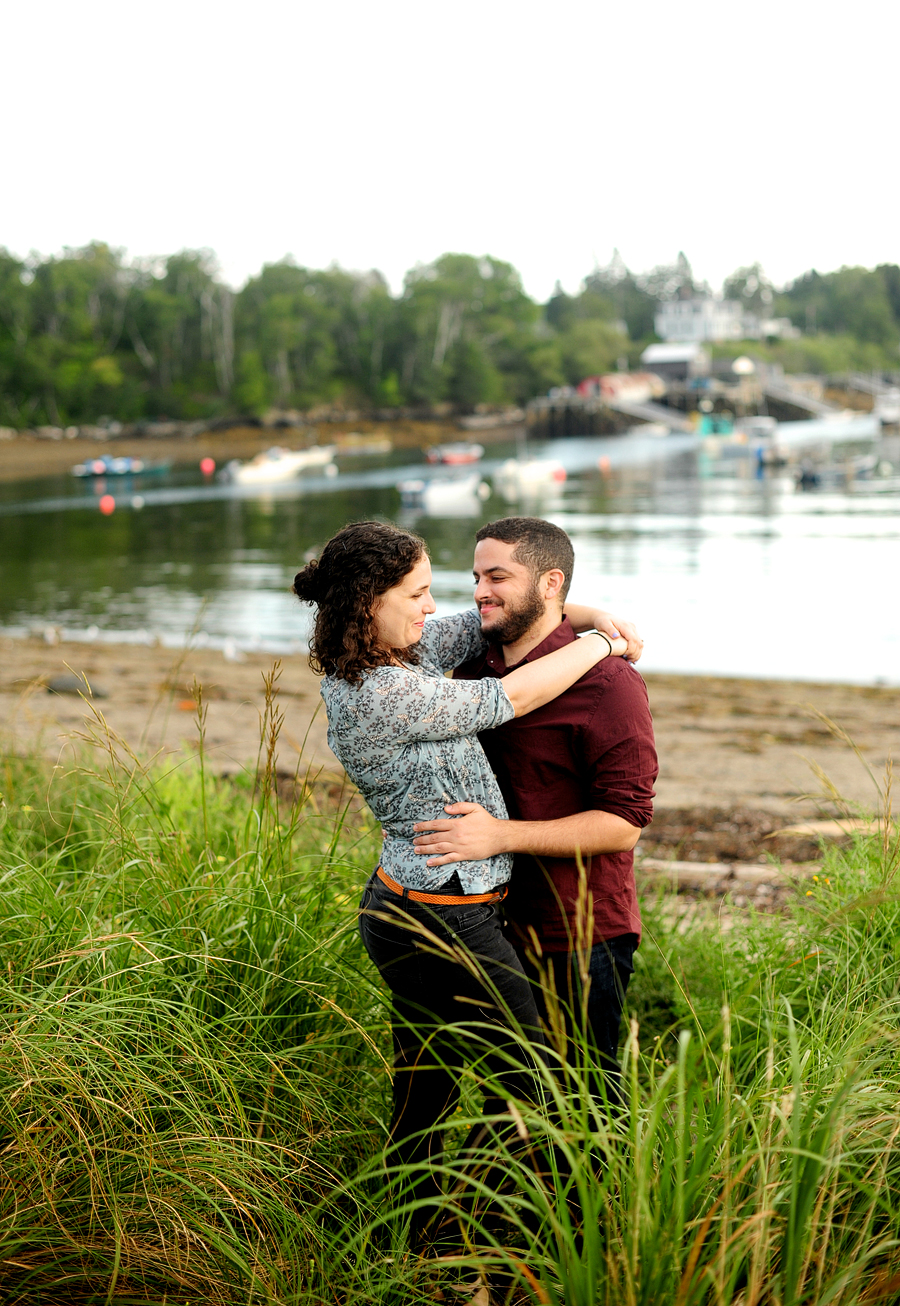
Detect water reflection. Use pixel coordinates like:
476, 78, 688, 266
2, 423, 899, 684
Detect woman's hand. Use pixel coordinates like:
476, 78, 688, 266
563, 603, 644, 662
412, 802, 507, 867
595, 613, 642, 662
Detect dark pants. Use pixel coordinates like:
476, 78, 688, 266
359, 871, 545, 1240
518, 935, 637, 1107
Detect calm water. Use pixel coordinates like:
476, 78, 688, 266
2, 416, 898, 685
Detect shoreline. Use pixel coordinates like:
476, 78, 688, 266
3, 624, 896, 692
4, 631, 896, 911
3, 631, 896, 815
0, 418, 493, 485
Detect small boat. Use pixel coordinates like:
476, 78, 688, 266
874, 390, 900, 427
795, 453, 885, 491
224, 445, 337, 485
72, 455, 172, 478
494, 458, 567, 500
398, 472, 490, 516
738, 416, 778, 440
634, 421, 672, 437
425, 442, 485, 465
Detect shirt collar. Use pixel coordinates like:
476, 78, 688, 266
485, 615, 574, 674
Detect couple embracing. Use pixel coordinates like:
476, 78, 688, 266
292, 515, 658, 1246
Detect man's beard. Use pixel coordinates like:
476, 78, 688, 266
482, 580, 546, 645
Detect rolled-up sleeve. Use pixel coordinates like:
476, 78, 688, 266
583, 666, 657, 828
347, 667, 514, 744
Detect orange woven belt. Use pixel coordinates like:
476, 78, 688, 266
375, 865, 508, 906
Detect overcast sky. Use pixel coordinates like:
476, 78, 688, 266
4, 0, 898, 300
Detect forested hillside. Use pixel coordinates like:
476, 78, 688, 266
1, 244, 898, 428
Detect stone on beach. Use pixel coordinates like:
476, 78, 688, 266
46, 673, 109, 699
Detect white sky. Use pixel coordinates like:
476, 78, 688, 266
4, 0, 898, 300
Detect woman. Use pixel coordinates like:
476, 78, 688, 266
292, 520, 628, 1243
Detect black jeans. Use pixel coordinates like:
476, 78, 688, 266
518, 935, 637, 1107
359, 870, 545, 1240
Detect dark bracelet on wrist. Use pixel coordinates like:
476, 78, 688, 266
595, 631, 613, 657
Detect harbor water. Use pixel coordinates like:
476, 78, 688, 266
1, 416, 898, 686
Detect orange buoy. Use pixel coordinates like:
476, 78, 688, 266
99, 495, 115, 515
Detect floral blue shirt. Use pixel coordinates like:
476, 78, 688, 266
321, 608, 515, 893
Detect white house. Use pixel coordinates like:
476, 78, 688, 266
655, 298, 801, 343
654, 298, 744, 343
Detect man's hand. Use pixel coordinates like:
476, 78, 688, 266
412, 802, 506, 867
413, 803, 642, 867
596, 612, 643, 663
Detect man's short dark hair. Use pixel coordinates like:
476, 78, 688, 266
475, 517, 575, 601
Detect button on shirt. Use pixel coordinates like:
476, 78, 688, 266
321, 608, 515, 894
454, 617, 658, 949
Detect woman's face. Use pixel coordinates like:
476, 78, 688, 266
372, 554, 436, 651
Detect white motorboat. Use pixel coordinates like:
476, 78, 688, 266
398, 472, 490, 516
225, 445, 337, 485
874, 390, 900, 427
494, 458, 567, 501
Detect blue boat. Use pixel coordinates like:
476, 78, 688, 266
71, 455, 173, 478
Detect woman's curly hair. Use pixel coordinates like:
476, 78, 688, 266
292, 521, 427, 683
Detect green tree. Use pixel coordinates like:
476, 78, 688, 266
583, 250, 657, 340
542, 272, 629, 384
556, 319, 629, 385
10, 243, 156, 424
234, 261, 341, 411
723, 262, 775, 315
545, 279, 619, 333
399, 253, 542, 407
778, 266, 898, 346
131, 250, 233, 417
0, 249, 38, 426
875, 264, 900, 330
444, 337, 504, 408
233, 261, 401, 411
317, 267, 396, 404
233, 349, 269, 415
639, 250, 705, 303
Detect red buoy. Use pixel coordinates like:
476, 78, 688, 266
200, 456, 216, 476
99, 495, 116, 515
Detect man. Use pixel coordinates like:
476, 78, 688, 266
412, 516, 657, 1099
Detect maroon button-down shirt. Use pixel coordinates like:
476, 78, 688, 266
454, 617, 658, 951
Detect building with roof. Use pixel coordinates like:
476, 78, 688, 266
640, 342, 709, 382
654, 297, 801, 344
654, 298, 743, 343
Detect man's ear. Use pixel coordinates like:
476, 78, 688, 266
542, 569, 566, 602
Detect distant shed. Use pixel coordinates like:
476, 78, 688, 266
640, 342, 710, 383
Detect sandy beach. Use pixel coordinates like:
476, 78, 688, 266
3, 632, 896, 881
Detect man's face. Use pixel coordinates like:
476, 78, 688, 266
472, 537, 548, 644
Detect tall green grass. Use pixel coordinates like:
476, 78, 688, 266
1, 685, 899, 1304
